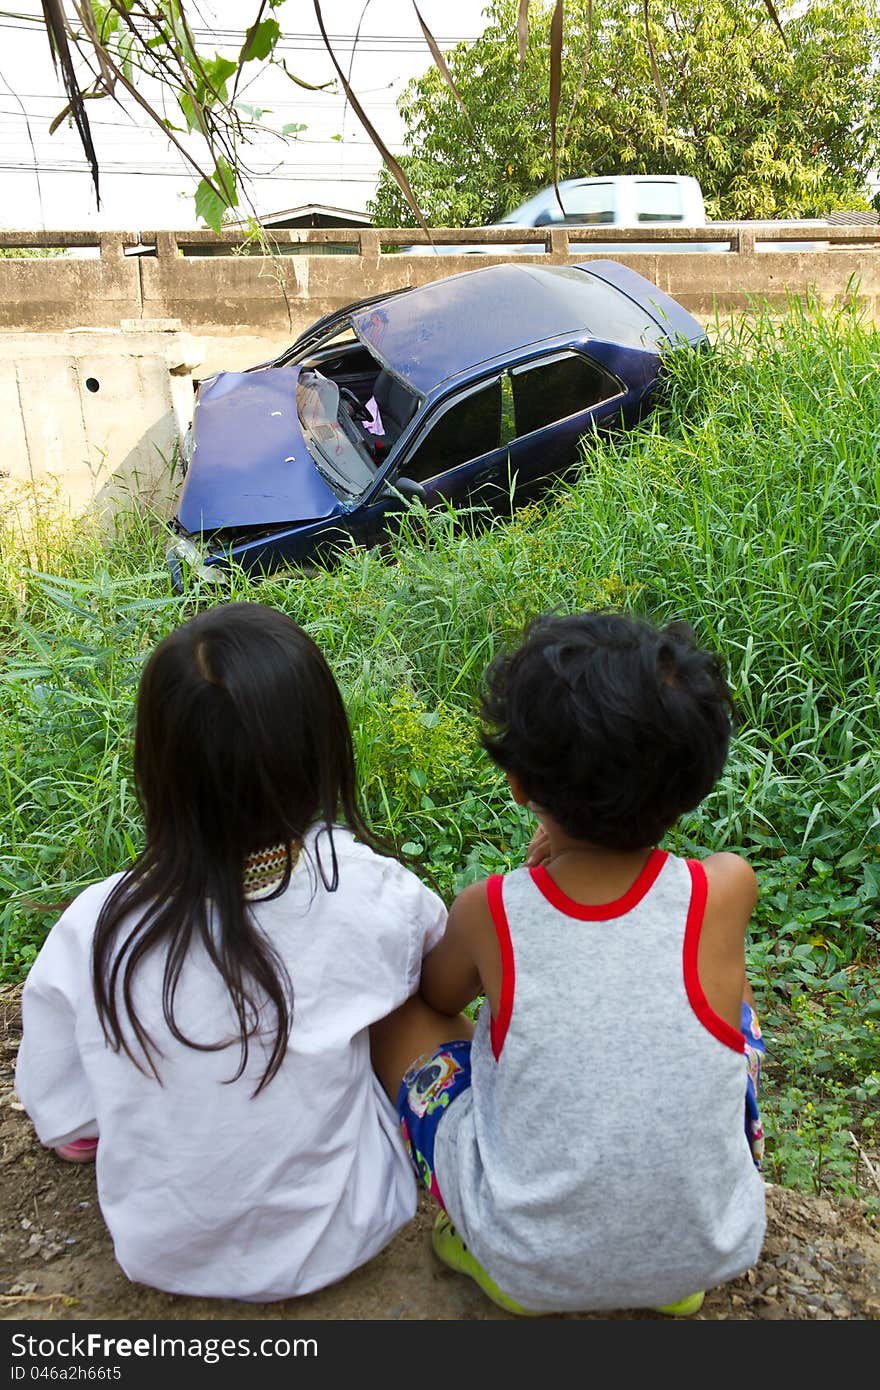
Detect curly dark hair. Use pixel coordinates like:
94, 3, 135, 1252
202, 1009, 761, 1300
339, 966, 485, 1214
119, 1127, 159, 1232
480, 610, 736, 851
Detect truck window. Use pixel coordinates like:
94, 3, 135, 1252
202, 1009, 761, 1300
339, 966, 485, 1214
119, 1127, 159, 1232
635, 180, 685, 223
556, 182, 616, 225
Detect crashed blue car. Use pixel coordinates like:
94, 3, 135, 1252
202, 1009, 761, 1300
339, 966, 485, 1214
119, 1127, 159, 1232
166, 259, 706, 584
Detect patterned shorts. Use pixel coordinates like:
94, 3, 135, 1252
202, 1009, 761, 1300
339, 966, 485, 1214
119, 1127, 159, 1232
397, 1004, 768, 1202
742, 1000, 766, 1170
395, 1038, 472, 1210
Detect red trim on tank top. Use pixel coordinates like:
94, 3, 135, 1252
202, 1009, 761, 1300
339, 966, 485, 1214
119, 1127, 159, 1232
683, 859, 746, 1053
486, 874, 515, 1060
528, 847, 668, 920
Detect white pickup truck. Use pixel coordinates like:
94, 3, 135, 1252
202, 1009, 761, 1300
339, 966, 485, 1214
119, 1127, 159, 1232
402, 174, 828, 254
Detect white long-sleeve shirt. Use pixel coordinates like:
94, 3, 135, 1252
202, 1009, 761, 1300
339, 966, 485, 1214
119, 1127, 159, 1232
16, 827, 446, 1301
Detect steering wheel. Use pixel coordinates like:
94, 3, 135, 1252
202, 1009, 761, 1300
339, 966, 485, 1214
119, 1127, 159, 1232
339, 387, 372, 423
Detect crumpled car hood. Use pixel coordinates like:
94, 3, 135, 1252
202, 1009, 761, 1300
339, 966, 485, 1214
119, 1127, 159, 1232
176, 365, 341, 533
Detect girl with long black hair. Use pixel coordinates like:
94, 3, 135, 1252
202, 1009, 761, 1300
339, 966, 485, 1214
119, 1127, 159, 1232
16, 602, 448, 1301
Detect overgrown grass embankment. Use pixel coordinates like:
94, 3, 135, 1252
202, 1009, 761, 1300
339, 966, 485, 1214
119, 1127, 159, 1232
1, 294, 878, 1208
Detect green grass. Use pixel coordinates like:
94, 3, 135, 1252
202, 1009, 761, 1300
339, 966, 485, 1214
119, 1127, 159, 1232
1, 292, 878, 1212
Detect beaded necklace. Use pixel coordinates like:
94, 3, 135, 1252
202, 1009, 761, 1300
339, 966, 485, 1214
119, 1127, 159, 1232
242, 841, 301, 899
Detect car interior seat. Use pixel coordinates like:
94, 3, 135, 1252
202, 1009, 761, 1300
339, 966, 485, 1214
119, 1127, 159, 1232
371, 368, 418, 446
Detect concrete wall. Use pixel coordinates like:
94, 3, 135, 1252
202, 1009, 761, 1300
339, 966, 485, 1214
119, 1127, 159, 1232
0, 233, 142, 330
0, 322, 201, 520
3, 223, 880, 340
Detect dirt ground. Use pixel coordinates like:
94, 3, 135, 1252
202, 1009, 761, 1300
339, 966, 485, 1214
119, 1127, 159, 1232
2, 984, 878, 1324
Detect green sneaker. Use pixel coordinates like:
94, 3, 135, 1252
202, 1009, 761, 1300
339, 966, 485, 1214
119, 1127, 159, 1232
432, 1212, 542, 1317
654, 1291, 705, 1317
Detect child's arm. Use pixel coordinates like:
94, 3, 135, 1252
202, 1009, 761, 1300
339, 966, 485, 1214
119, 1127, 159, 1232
700, 851, 759, 1031
16, 938, 97, 1149
419, 878, 500, 1018
367, 884, 481, 1100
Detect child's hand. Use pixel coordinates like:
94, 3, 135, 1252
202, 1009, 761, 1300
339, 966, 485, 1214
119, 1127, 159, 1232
524, 824, 551, 867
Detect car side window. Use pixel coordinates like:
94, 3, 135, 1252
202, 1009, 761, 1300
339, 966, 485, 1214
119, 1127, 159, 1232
511, 353, 621, 437
636, 180, 685, 223
401, 379, 502, 484
557, 182, 616, 225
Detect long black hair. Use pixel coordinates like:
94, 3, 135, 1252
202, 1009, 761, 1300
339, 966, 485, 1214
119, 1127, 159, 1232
92, 602, 382, 1093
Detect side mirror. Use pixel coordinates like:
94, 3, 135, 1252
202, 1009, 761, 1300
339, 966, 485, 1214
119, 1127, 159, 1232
393, 475, 427, 503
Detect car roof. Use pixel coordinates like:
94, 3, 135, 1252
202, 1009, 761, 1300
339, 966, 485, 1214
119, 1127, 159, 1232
350, 261, 699, 396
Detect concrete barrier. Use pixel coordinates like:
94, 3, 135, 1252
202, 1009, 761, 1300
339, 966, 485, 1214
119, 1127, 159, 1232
0, 321, 201, 520
2, 223, 879, 338
0, 232, 142, 330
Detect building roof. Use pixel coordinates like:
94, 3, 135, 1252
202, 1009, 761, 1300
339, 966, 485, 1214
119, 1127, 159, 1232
228, 204, 373, 229
823, 209, 880, 225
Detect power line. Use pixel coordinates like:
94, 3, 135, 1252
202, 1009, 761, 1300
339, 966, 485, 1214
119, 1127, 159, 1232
0, 17, 480, 49
0, 97, 402, 114
0, 112, 405, 146
0, 161, 381, 182
0, 155, 386, 174
0, 9, 464, 191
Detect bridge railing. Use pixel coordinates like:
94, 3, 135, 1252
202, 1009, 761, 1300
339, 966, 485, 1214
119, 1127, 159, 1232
1, 222, 878, 334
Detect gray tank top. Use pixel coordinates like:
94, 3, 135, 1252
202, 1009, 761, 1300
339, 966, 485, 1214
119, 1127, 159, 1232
433, 850, 767, 1312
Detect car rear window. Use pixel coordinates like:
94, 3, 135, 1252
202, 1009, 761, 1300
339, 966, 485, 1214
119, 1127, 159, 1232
511, 353, 621, 435
533, 267, 669, 350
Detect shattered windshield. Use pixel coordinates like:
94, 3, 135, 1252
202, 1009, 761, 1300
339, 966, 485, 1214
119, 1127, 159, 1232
296, 370, 376, 497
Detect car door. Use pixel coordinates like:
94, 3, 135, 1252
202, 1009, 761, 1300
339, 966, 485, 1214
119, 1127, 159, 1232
334, 375, 507, 554
501, 350, 628, 498
389, 353, 627, 511
347, 351, 627, 547
393, 374, 510, 505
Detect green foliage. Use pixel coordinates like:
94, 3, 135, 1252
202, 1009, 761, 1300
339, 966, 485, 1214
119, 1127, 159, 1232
48, 2, 308, 233
368, 0, 880, 226
195, 157, 238, 232
2, 296, 879, 1212
0, 248, 64, 258
241, 18, 281, 64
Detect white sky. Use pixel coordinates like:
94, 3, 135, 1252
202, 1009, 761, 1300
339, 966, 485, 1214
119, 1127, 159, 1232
0, 1, 490, 229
